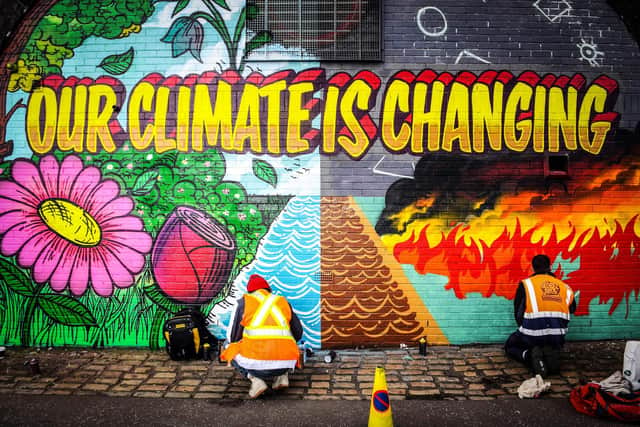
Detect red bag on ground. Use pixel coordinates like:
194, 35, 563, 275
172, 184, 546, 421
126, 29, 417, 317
570, 382, 640, 422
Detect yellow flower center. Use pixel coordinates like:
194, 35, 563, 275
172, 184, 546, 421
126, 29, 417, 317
38, 199, 101, 247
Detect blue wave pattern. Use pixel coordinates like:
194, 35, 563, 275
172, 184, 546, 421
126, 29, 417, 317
226, 196, 321, 348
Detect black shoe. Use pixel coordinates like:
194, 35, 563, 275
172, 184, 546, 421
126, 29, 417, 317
530, 346, 548, 377
543, 345, 561, 374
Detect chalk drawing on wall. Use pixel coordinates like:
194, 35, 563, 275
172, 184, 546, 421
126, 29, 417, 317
533, 0, 572, 23
372, 155, 415, 179
454, 50, 491, 64
577, 38, 605, 67
416, 6, 448, 37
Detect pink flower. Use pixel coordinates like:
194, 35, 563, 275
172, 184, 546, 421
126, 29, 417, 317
0, 155, 152, 296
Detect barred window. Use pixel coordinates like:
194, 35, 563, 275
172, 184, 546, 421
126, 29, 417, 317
246, 0, 383, 61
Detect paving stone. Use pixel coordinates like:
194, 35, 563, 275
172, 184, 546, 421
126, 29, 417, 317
164, 392, 192, 398
0, 342, 626, 402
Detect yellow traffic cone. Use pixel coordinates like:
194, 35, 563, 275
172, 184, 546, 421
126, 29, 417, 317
368, 366, 393, 427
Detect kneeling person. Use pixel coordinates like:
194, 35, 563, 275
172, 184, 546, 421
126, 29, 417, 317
221, 274, 303, 398
505, 254, 576, 376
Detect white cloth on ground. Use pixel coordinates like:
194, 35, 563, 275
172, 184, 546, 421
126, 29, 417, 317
596, 371, 632, 395
517, 374, 551, 398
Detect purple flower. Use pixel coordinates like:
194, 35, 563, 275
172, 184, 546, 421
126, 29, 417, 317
161, 17, 204, 62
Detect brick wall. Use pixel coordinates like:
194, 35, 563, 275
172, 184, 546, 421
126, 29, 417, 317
0, 0, 638, 349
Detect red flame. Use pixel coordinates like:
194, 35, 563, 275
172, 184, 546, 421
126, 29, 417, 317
394, 216, 640, 317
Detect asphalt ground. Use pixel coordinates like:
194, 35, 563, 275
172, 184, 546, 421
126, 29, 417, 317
0, 395, 626, 426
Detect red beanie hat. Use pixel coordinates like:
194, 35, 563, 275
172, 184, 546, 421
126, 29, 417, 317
247, 274, 270, 292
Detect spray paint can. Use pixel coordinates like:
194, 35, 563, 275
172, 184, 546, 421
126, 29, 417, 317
419, 337, 427, 356
324, 350, 337, 363
26, 358, 41, 375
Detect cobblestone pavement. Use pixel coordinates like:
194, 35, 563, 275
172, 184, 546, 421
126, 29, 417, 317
0, 341, 626, 401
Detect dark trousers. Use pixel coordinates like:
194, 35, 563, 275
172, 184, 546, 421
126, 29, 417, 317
231, 359, 289, 380
504, 331, 532, 363
505, 331, 563, 371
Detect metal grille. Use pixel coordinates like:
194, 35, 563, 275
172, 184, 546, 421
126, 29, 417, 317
247, 0, 382, 61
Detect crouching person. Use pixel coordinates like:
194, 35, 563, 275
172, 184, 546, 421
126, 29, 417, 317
505, 254, 576, 377
220, 274, 303, 398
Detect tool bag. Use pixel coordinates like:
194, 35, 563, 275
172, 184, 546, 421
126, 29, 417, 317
163, 308, 217, 361
570, 382, 640, 422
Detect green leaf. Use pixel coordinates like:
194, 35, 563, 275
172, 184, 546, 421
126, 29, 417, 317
252, 159, 278, 187
246, 31, 272, 55
131, 168, 160, 196
210, 0, 230, 11
172, 0, 191, 17
246, 3, 259, 20
143, 281, 178, 313
0, 257, 35, 297
38, 293, 97, 327
97, 47, 135, 75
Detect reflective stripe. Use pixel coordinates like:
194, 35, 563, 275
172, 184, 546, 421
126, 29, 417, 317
566, 289, 573, 306
519, 326, 568, 336
523, 278, 538, 312
523, 311, 571, 320
244, 328, 294, 338
234, 353, 297, 370
251, 294, 278, 327
245, 290, 291, 338
270, 303, 287, 326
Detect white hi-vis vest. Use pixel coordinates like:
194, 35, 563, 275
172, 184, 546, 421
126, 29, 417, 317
221, 289, 299, 370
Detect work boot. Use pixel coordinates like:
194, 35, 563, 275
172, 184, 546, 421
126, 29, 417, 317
530, 346, 548, 377
272, 373, 289, 390
247, 374, 268, 399
543, 345, 561, 374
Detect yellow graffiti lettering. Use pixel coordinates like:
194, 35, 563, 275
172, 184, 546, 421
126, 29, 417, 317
442, 82, 471, 153
192, 83, 232, 151
548, 86, 577, 151
26, 87, 57, 154
504, 82, 533, 152
471, 81, 504, 152
532, 86, 547, 152
287, 82, 314, 154
57, 85, 87, 152
154, 86, 176, 153
380, 79, 411, 152
232, 83, 262, 153
176, 86, 191, 151
128, 81, 155, 150
336, 80, 374, 159
578, 85, 611, 155
321, 85, 340, 154
412, 81, 444, 153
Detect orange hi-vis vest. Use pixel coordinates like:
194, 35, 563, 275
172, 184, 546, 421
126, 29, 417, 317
519, 274, 574, 345
221, 289, 299, 367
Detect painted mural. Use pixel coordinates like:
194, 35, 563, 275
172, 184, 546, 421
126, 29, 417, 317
0, 0, 638, 349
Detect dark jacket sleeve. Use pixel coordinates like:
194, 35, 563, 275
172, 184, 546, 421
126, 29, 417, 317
514, 282, 526, 326
289, 305, 303, 342
228, 298, 245, 343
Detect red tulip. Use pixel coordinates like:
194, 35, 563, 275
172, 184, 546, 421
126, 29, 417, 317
152, 206, 236, 305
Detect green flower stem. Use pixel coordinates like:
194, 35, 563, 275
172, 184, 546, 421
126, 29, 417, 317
191, 9, 236, 68
21, 282, 46, 346
231, 7, 246, 72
